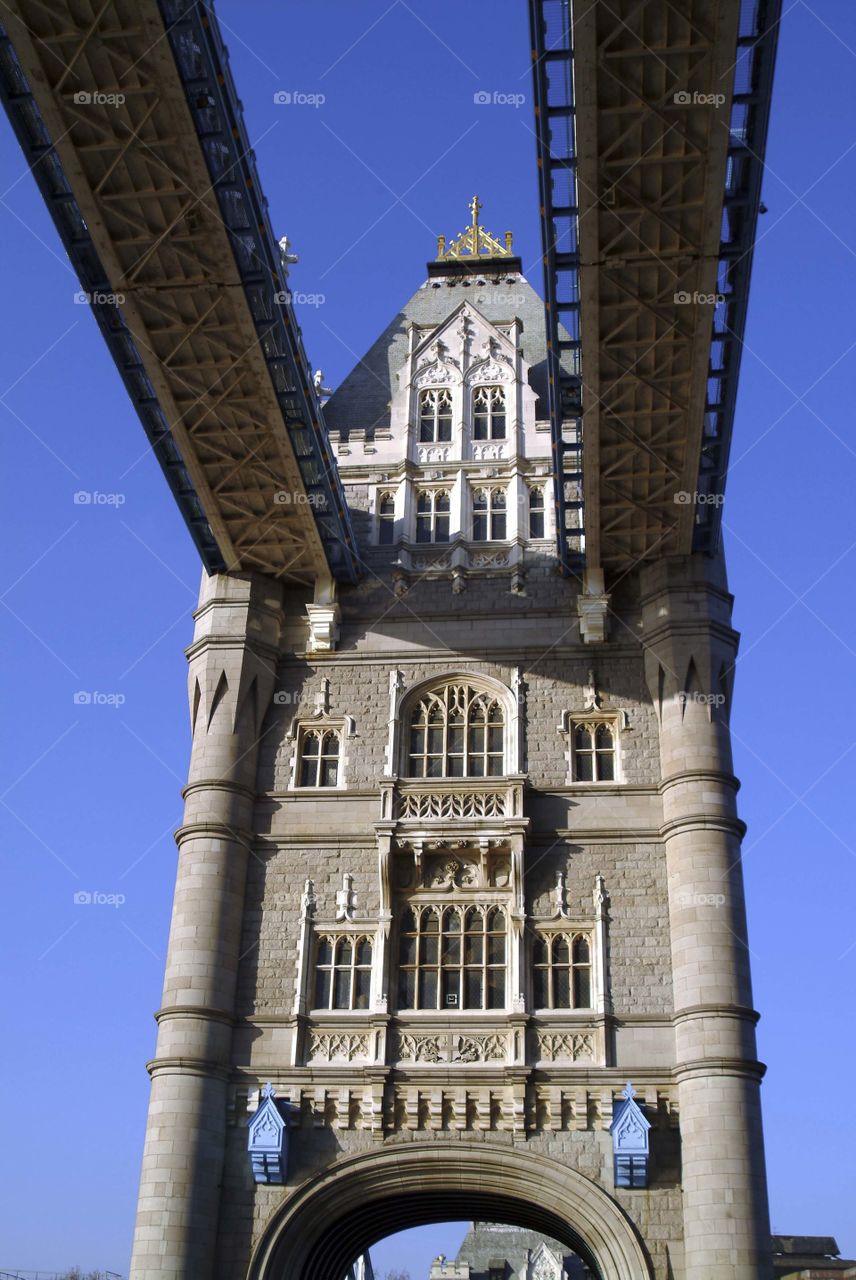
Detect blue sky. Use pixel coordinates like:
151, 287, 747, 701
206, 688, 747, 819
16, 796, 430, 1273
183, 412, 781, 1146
1, 1, 855, 1274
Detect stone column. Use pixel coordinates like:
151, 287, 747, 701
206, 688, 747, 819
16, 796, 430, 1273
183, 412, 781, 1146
130, 572, 282, 1280
641, 554, 771, 1280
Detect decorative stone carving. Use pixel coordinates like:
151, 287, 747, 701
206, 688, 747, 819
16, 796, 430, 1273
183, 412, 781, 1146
471, 550, 509, 569
309, 1032, 370, 1062
398, 788, 507, 819
414, 358, 457, 388
452, 1033, 506, 1062
418, 445, 452, 464
335, 872, 357, 921
424, 855, 479, 889
537, 1032, 595, 1062
396, 1033, 444, 1063
472, 442, 506, 461
247, 1083, 287, 1185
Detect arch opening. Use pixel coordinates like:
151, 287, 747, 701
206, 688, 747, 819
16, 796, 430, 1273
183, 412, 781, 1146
250, 1144, 653, 1280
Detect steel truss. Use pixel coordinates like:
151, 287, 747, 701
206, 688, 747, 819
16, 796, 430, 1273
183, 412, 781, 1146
530, 0, 781, 571
1, 0, 359, 584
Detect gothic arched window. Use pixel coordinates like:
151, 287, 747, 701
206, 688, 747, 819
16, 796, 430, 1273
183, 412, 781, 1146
472, 385, 506, 440
406, 683, 505, 777
528, 486, 545, 538
572, 720, 616, 782
299, 729, 341, 787
471, 487, 507, 541
415, 489, 451, 543
378, 492, 396, 544
313, 934, 372, 1009
419, 388, 453, 442
397, 905, 506, 1010
533, 931, 592, 1008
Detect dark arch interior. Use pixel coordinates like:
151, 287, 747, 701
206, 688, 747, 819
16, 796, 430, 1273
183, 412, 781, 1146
289, 1191, 604, 1280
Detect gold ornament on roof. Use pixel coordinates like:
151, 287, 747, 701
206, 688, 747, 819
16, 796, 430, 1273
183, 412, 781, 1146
436, 195, 514, 260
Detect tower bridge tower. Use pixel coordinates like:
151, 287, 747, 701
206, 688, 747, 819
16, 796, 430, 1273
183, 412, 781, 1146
130, 203, 771, 1280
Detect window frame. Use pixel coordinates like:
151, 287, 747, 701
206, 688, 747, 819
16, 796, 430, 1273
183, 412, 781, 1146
405, 682, 506, 779
312, 931, 374, 1011
472, 384, 507, 441
418, 387, 454, 443
528, 485, 546, 539
532, 929, 594, 1010
396, 903, 508, 1013
470, 485, 508, 542
415, 488, 451, 544
377, 490, 396, 545
561, 711, 625, 785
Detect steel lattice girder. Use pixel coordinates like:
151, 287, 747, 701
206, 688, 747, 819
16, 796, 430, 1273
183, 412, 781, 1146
0, 0, 359, 584
530, 0, 781, 572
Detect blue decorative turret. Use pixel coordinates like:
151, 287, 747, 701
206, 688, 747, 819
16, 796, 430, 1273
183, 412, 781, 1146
610, 1081, 651, 1188
247, 1082, 288, 1185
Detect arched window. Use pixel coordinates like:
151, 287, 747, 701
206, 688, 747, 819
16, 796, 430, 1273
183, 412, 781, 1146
299, 729, 340, 787
533, 931, 592, 1008
415, 489, 451, 543
378, 492, 396, 544
471, 487, 507, 541
397, 905, 506, 1010
313, 934, 372, 1009
419, 388, 453, 442
473, 385, 506, 440
528, 486, 545, 538
406, 683, 505, 777
572, 720, 616, 781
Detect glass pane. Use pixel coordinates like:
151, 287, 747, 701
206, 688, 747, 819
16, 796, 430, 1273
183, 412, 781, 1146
354, 969, 371, 1010
422, 909, 439, 932
464, 969, 482, 1009
409, 726, 425, 757
533, 935, 548, 966
436, 492, 450, 513
492, 514, 507, 540
316, 938, 333, 967
530, 511, 544, 538
441, 969, 459, 1008
438, 418, 452, 442
465, 909, 483, 933
447, 754, 464, 777
322, 734, 339, 758
472, 515, 487, 541
575, 752, 593, 782
427, 727, 444, 753
473, 490, 488, 511
442, 934, 461, 965
299, 757, 318, 787
464, 933, 483, 965
486, 969, 505, 1009
379, 518, 394, 545
333, 969, 351, 1009
426, 755, 444, 777
554, 967, 571, 1008
533, 968, 547, 1008
380, 496, 395, 515
416, 518, 430, 543
474, 415, 487, 440
574, 726, 593, 750
399, 968, 415, 1009
573, 967, 591, 1008
573, 935, 591, 964
554, 935, 570, 964
419, 968, 438, 1009
356, 938, 372, 967
337, 938, 353, 966
444, 909, 462, 933
468, 725, 486, 753
486, 755, 503, 776
417, 493, 432, 513
401, 909, 417, 932
487, 726, 503, 752
399, 934, 417, 965
492, 490, 507, 511
491, 413, 505, 439
320, 759, 338, 787
595, 724, 614, 749
469, 755, 485, 777
314, 968, 331, 1009
448, 726, 464, 753
421, 935, 439, 965
435, 515, 450, 542
487, 934, 505, 965
597, 752, 615, 781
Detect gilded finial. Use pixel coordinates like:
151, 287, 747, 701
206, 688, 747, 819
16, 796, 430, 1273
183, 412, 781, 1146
436, 196, 514, 261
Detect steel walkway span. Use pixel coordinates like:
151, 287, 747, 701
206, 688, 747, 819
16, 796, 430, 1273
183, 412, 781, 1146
530, 0, 781, 573
0, 0, 359, 585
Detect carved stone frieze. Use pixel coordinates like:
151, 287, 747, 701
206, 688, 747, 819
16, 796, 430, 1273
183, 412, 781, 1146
309, 1031, 370, 1062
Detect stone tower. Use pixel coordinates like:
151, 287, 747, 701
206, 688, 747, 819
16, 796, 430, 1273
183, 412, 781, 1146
130, 202, 771, 1280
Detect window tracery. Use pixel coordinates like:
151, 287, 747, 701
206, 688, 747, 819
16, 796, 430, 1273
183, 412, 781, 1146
406, 683, 505, 777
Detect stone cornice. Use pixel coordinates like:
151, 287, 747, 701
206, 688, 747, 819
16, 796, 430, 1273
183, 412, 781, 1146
660, 813, 746, 841
659, 768, 740, 794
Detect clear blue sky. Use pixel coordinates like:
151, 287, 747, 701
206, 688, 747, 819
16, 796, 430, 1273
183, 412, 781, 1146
1, 1, 854, 1274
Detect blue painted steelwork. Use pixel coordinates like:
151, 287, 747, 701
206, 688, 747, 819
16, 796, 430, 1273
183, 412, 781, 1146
694, 0, 783, 552
529, 0, 584, 577
0, 21, 225, 573
158, 0, 359, 582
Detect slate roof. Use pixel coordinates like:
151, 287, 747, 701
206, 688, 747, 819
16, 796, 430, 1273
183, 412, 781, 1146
323, 266, 552, 439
